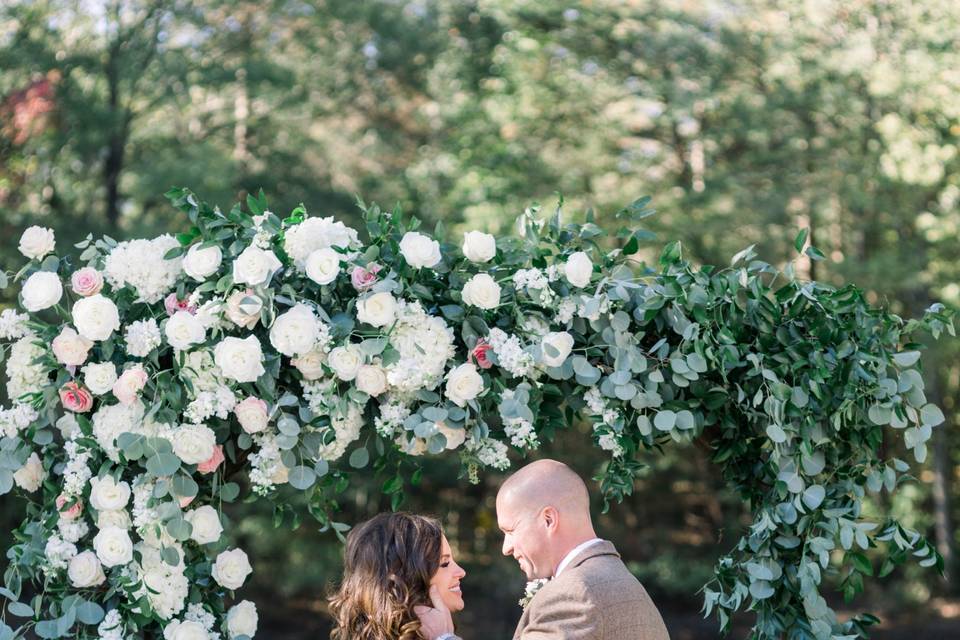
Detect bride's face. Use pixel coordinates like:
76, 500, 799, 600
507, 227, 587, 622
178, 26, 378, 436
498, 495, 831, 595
430, 534, 466, 612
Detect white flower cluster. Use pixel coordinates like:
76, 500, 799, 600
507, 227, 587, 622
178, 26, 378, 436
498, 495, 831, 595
0, 308, 31, 340
583, 388, 624, 457
98, 609, 125, 640
556, 298, 577, 325
180, 350, 223, 396
136, 543, 189, 620
374, 397, 412, 438
92, 401, 146, 462
43, 535, 78, 573
0, 403, 38, 438
513, 268, 556, 306
283, 216, 360, 271
504, 417, 539, 450
124, 318, 162, 357
248, 432, 286, 497
385, 301, 456, 392
486, 328, 535, 378
5, 336, 47, 401
301, 378, 338, 416
165, 602, 222, 640
132, 478, 161, 534
58, 515, 90, 544
184, 386, 237, 424
62, 438, 94, 496
104, 235, 184, 304
318, 404, 363, 462
467, 437, 511, 470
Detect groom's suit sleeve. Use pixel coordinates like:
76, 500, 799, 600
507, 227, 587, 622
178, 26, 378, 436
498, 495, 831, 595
520, 585, 601, 639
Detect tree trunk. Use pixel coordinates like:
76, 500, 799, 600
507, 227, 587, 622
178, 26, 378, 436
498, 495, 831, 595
932, 367, 956, 589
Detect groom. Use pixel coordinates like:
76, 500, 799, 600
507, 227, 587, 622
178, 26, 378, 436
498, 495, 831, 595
417, 459, 670, 639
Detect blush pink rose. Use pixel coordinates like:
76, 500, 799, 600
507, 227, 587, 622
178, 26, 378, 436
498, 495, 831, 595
52, 326, 94, 366
112, 367, 148, 405
179, 495, 195, 509
469, 339, 494, 370
70, 267, 104, 297
59, 382, 93, 413
56, 493, 83, 520
234, 397, 269, 434
164, 292, 197, 316
197, 445, 225, 475
350, 263, 382, 292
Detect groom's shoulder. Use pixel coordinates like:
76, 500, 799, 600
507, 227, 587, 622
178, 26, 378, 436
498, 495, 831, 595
560, 542, 646, 597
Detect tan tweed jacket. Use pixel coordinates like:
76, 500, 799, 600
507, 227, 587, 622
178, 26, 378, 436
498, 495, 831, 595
510, 540, 670, 640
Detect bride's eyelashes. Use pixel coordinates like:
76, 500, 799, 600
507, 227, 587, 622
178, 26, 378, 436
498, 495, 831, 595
440, 562, 451, 568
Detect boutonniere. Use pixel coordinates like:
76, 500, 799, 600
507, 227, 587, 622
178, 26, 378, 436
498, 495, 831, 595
519, 578, 550, 609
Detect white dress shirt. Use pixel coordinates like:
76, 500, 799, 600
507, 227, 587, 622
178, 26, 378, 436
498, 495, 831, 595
554, 537, 604, 577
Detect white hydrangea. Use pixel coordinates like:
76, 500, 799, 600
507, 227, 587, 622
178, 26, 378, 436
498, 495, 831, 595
43, 535, 78, 573
301, 378, 338, 416
6, 336, 48, 401
184, 386, 237, 424
0, 308, 31, 340
597, 432, 624, 457
183, 603, 218, 634
248, 432, 284, 497
283, 216, 360, 271
555, 298, 577, 325
63, 438, 94, 496
374, 397, 412, 438
467, 437, 510, 471
179, 350, 223, 397
135, 543, 189, 620
58, 517, 90, 544
584, 387, 605, 415
486, 329, 535, 378
92, 401, 146, 462
385, 300, 455, 392
104, 235, 184, 304
132, 477, 161, 533
318, 403, 363, 462
124, 318, 163, 357
98, 609, 125, 640
504, 417, 539, 450
513, 268, 556, 306
0, 403, 39, 438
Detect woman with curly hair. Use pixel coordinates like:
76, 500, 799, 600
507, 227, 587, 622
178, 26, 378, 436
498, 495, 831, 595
329, 512, 466, 640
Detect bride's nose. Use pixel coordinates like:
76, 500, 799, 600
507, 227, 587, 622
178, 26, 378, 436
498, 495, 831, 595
454, 562, 466, 579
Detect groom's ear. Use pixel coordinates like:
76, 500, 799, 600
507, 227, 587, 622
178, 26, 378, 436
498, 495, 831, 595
541, 506, 559, 532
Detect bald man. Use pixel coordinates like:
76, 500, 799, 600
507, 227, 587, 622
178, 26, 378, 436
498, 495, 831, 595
417, 459, 670, 639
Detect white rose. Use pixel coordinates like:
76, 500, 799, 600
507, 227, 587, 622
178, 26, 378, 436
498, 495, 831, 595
305, 247, 342, 285
399, 231, 441, 269
18, 226, 56, 260
356, 292, 397, 328
13, 452, 43, 493
437, 421, 466, 450
185, 505, 223, 545
72, 294, 120, 341
225, 290, 262, 329
232, 245, 282, 286
461, 273, 501, 310
52, 326, 94, 366
540, 331, 574, 367
89, 475, 131, 511
214, 336, 265, 383
328, 345, 363, 381
68, 551, 106, 588
164, 311, 206, 351
183, 244, 223, 281
57, 414, 81, 440
355, 365, 387, 397
234, 397, 269, 434
212, 548, 253, 590
291, 347, 326, 380
96, 509, 131, 530
82, 362, 118, 395
269, 304, 319, 357
93, 526, 133, 567
564, 251, 593, 288
172, 424, 216, 465
462, 231, 496, 263
163, 620, 208, 640
21, 270, 63, 312
226, 601, 259, 639
444, 363, 484, 407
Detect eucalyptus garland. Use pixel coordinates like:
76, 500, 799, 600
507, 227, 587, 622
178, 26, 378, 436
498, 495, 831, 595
0, 189, 951, 639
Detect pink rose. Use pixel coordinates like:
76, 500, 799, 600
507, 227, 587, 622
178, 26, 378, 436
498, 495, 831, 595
350, 263, 382, 292
469, 339, 494, 370
52, 326, 94, 366
59, 382, 93, 413
197, 445, 225, 475
112, 366, 148, 405
164, 292, 197, 316
70, 267, 103, 297
56, 493, 83, 520
179, 495, 195, 509
234, 397, 269, 434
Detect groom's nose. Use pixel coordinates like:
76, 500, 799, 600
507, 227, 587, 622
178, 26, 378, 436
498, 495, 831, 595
502, 535, 513, 557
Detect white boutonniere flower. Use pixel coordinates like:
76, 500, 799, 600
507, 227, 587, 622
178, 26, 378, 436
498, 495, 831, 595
519, 578, 550, 609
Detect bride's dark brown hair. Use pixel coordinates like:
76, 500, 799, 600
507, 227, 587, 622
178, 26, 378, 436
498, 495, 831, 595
329, 512, 443, 640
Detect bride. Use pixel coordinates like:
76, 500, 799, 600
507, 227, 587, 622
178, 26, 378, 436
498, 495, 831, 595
329, 512, 466, 639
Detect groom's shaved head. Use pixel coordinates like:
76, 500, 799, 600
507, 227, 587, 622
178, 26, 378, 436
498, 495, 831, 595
496, 459, 598, 580
498, 459, 590, 517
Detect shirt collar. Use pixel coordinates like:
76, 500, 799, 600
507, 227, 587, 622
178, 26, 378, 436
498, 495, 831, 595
554, 538, 604, 577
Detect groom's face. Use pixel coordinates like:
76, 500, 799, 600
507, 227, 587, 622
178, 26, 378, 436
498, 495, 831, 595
497, 498, 551, 580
